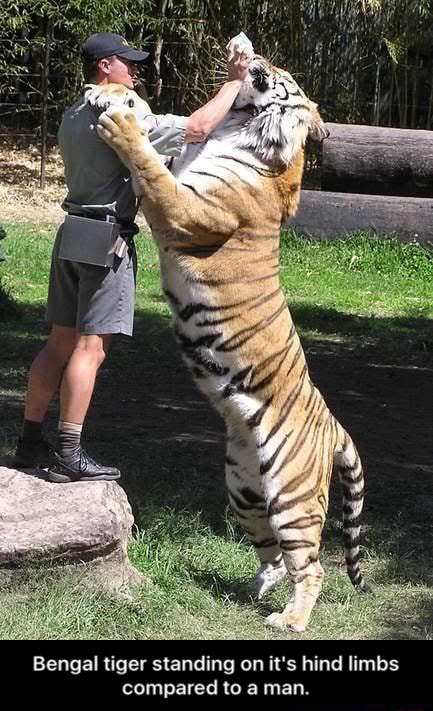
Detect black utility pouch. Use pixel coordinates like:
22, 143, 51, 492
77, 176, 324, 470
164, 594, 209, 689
58, 215, 120, 267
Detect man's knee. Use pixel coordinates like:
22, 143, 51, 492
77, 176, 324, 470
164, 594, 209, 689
74, 333, 112, 368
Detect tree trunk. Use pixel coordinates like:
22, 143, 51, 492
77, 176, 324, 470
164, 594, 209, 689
40, 16, 51, 190
410, 48, 419, 129
427, 67, 433, 129
149, 0, 168, 108
373, 60, 381, 125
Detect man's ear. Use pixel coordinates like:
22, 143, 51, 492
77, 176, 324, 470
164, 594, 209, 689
98, 57, 112, 78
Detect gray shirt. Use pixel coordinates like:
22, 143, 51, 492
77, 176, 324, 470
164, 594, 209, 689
59, 96, 187, 223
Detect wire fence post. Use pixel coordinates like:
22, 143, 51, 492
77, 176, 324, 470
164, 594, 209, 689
40, 16, 51, 190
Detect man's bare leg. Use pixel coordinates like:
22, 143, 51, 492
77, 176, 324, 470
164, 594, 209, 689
59, 333, 112, 424
48, 332, 121, 482
24, 324, 78, 422
14, 325, 77, 467
16, 327, 120, 480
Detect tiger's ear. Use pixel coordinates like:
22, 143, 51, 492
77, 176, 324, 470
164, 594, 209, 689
307, 101, 330, 142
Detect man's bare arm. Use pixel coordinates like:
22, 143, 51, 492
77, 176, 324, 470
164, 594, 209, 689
184, 48, 252, 143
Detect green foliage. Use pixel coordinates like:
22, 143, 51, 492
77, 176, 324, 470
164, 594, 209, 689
0, 0, 154, 126
383, 37, 406, 64
281, 230, 433, 280
1, 0, 433, 129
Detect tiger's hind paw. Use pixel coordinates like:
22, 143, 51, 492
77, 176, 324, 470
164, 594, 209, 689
247, 561, 287, 600
265, 611, 306, 633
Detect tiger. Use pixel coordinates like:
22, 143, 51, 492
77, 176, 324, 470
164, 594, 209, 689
92, 55, 370, 632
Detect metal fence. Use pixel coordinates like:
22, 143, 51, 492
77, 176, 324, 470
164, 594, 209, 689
0, 37, 210, 188
1, 34, 424, 191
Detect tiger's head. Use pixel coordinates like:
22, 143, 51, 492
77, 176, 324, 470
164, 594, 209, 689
232, 56, 329, 167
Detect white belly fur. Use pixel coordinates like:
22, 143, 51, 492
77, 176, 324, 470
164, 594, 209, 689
170, 113, 266, 193
159, 249, 262, 429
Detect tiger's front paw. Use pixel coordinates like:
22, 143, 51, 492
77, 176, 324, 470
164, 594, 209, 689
97, 108, 148, 162
84, 83, 153, 124
96, 109, 128, 151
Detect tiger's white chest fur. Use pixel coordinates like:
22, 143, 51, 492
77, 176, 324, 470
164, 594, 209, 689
170, 111, 265, 193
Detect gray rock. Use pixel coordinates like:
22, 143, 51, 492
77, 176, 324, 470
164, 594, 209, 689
0, 466, 143, 592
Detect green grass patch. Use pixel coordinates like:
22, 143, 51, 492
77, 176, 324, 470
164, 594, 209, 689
279, 229, 433, 359
1, 507, 432, 640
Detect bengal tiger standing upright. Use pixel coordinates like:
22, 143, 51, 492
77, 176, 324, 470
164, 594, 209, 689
92, 55, 370, 632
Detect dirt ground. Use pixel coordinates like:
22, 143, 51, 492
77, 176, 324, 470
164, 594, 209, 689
1, 143, 433, 578
0, 144, 65, 223
0, 143, 146, 226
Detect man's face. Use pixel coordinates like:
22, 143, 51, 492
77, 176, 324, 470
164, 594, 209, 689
104, 56, 140, 88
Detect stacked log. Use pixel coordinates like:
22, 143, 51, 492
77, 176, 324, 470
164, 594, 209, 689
292, 192, 433, 242
291, 122, 433, 243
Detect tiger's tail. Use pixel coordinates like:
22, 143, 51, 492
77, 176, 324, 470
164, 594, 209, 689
333, 431, 371, 593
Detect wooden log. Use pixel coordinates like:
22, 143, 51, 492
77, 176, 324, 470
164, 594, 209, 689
289, 190, 433, 243
322, 123, 433, 197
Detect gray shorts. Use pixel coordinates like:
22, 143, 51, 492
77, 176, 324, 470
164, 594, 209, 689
46, 226, 137, 336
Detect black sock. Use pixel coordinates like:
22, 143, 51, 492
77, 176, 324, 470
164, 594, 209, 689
22, 419, 43, 442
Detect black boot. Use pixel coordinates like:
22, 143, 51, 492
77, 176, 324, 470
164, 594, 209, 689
14, 435, 53, 468
47, 447, 121, 483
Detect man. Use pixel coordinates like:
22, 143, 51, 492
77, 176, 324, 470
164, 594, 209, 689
14, 32, 253, 483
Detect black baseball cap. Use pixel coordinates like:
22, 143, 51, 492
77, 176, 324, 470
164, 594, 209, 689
82, 32, 149, 62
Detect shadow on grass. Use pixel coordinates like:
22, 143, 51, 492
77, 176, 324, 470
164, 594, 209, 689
290, 303, 433, 358
0, 282, 22, 321
1, 300, 433, 607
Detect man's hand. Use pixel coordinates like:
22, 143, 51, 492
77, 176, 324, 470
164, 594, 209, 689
184, 33, 254, 144
226, 33, 254, 82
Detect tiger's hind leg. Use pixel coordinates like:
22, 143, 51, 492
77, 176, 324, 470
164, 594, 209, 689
225, 439, 287, 599
264, 429, 369, 632
247, 557, 287, 599
265, 556, 324, 633
265, 487, 326, 632
263, 449, 330, 632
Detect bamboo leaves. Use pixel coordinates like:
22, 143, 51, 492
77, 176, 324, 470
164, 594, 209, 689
1, 0, 433, 132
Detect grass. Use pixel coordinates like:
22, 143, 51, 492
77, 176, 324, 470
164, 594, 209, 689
0, 223, 433, 640
281, 230, 433, 320
280, 229, 433, 360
